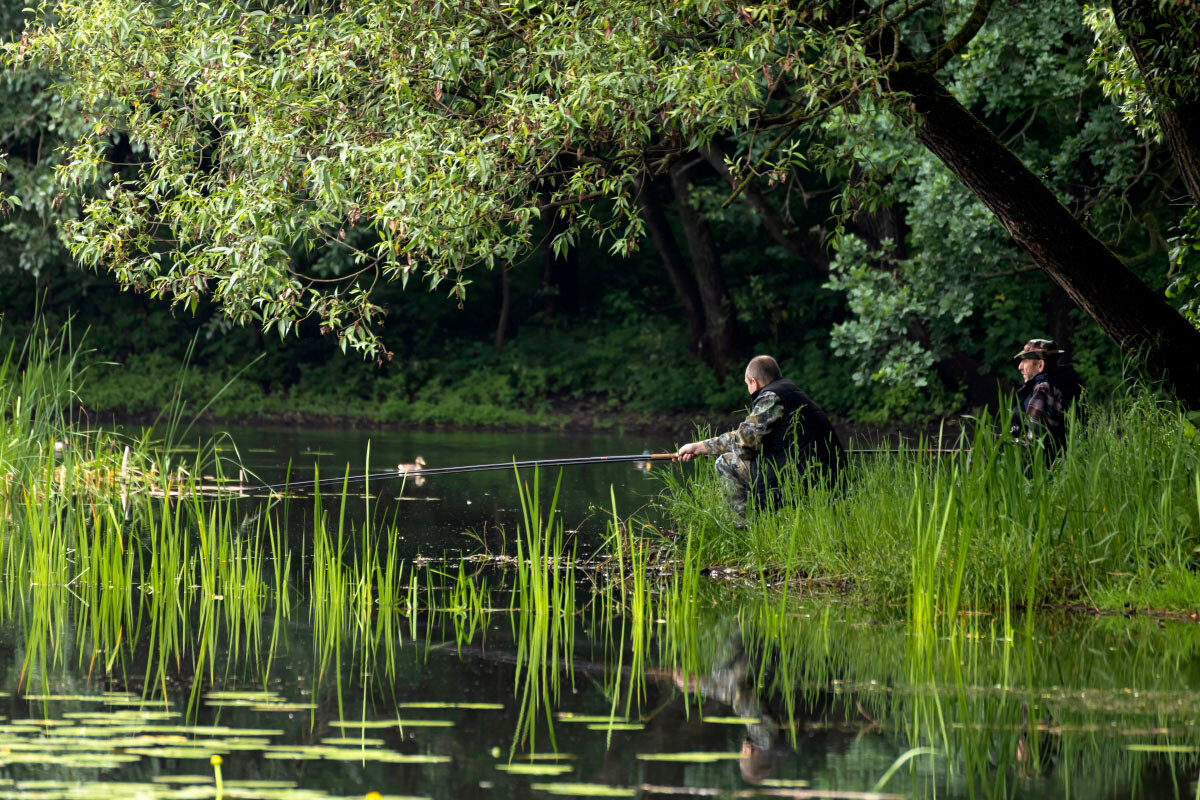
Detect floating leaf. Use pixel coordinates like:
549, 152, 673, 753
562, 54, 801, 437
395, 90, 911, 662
585, 723, 644, 731
320, 736, 386, 746
496, 763, 574, 776
531, 783, 635, 797
1126, 744, 1199, 753
329, 719, 453, 729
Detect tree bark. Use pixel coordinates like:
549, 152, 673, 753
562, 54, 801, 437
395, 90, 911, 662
885, 65, 1200, 408
669, 160, 745, 379
701, 141, 831, 276
639, 181, 708, 356
1112, 0, 1200, 212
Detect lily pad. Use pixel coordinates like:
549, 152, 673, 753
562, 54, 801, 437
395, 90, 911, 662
320, 736, 386, 746
585, 723, 644, 731
496, 763, 574, 776
329, 719, 454, 729
327, 720, 399, 730
530, 783, 636, 797
263, 746, 450, 764
1126, 744, 1199, 753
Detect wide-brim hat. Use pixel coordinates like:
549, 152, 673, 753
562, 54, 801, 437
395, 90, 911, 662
1012, 338, 1066, 366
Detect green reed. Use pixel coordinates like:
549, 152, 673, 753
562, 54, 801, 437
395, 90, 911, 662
660, 396, 1200, 619
508, 468, 576, 754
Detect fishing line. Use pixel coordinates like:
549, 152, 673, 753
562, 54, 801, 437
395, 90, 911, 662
258, 453, 680, 492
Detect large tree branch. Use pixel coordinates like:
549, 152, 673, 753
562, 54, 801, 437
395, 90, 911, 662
885, 62, 1200, 406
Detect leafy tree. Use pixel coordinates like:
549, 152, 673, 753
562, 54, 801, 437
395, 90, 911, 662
0, 1, 108, 280
827, 0, 1178, 394
1086, 0, 1200, 329
8, 0, 1200, 404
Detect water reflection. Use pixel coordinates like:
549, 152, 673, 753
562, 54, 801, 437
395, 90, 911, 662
5, 558, 1200, 799
3, 434, 1200, 798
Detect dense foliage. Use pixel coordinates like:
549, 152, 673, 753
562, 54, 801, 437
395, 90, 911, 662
1, 0, 1199, 422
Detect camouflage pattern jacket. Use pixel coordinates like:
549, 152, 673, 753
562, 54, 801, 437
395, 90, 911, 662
701, 391, 784, 463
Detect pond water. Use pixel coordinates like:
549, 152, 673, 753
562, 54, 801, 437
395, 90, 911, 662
196, 424, 677, 557
3, 426, 1199, 800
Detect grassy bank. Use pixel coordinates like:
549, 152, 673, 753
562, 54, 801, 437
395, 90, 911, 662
658, 396, 1200, 616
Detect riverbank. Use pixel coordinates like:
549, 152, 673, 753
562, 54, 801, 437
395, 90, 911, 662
651, 397, 1200, 618
82, 367, 970, 447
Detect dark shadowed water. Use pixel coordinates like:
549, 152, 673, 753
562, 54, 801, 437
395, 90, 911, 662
2, 426, 1198, 800
204, 424, 676, 556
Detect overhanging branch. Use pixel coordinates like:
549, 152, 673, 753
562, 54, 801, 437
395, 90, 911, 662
892, 0, 995, 75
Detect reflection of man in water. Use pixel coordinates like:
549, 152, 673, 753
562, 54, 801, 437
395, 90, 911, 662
672, 636, 788, 783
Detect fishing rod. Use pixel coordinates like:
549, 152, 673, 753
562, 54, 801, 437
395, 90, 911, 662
260, 452, 681, 492
258, 446, 967, 493
849, 448, 964, 455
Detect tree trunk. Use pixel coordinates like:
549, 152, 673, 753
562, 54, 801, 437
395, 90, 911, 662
700, 141, 831, 276
494, 264, 511, 353
1112, 0, 1200, 212
670, 160, 745, 380
885, 65, 1200, 408
639, 181, 708, 356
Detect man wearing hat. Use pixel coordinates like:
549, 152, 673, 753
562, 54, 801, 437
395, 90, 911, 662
1010, 338, 1084, 459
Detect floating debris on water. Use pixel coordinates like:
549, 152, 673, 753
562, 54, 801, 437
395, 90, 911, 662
496, 763, 574, 776
328, 719, 454, 729
399, 702, 504, 710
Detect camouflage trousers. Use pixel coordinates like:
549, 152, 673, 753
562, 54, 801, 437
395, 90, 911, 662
714, 452, 753, 516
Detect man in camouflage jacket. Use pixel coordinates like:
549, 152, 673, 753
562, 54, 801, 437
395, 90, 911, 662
678, 356, 844, 517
